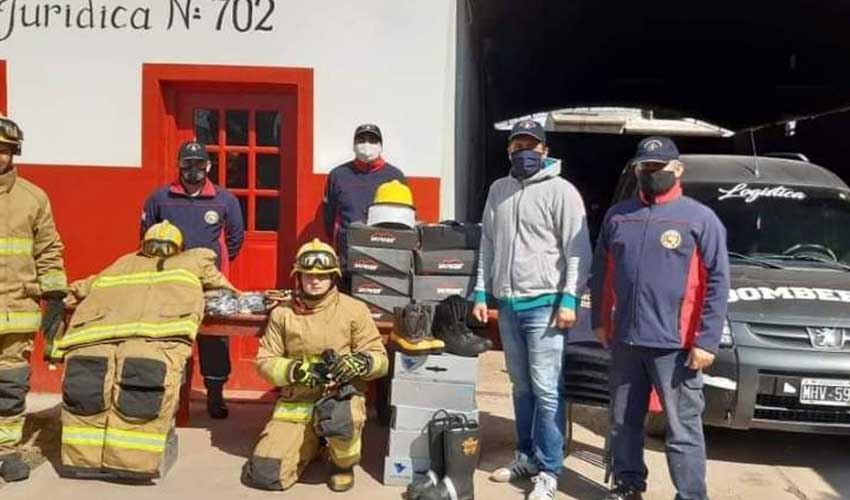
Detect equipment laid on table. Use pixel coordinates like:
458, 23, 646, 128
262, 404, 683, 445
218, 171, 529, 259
204, 289, 272, 316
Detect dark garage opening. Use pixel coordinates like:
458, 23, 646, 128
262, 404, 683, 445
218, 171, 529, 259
454, 0, 850, 229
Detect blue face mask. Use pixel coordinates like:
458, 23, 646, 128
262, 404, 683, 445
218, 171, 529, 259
510, 149, 543, 180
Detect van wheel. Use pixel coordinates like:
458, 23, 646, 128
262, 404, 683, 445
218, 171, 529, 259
645, 413, 666, 438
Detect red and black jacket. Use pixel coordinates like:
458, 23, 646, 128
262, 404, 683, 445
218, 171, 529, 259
590, 185, 731, 353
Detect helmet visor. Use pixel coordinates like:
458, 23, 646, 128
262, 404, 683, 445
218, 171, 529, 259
142, 240, 179, 258
296, 251, 339, 272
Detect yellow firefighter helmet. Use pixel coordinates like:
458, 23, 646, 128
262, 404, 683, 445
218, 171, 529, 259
291, 238, 341, 276
142, 220, 184, 258
0, 114, 24, 155
373, 180, 414, 208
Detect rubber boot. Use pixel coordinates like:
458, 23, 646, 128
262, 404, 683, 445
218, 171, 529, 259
391, 304, 445, 355
418, 418, 480, 500
0, 453, 30, 482
205, 379, 229, 419
433, 296, 492, 357
406, 411, 465, 499
328, 464, 355, 492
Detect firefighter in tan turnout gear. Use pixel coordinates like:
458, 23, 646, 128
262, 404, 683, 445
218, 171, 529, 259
53, 221, 236, 481
242, 238, 388, 493
0, 114, 67, 482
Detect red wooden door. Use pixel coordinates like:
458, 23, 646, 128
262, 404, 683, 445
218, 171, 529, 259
174, 91, 296, 393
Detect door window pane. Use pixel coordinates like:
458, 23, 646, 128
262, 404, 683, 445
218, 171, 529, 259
225, 152, 248, 189
256, 154, 281, 190
194, 109, 219, 145
256, 197, 280, 231
208, 153, 220, 185
256, 111, 280, 147
226, 110, 249, 145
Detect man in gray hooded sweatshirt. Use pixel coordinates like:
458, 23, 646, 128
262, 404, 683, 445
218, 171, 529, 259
472, 119, 592, 500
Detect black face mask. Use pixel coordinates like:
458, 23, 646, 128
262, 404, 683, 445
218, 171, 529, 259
638, 169, 677, 197
180, 167, 207, 185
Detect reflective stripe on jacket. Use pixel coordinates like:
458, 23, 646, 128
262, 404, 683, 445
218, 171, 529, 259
55, 248, 236, 357
0, 167, 67, 335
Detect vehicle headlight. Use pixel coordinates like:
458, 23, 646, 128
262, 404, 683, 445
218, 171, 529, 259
719, 318, 734, 347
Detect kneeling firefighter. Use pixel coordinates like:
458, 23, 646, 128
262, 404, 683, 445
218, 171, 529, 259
52, 221, 237, 481
242, 238, 388, 492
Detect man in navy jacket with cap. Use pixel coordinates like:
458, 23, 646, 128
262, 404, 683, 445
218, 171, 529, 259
141, 140, 244, 419
590, 137, 730, 500
322, 124, 406, 257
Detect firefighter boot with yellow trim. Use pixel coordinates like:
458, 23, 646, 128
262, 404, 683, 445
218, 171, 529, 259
391, 304, 444, 355
328, 463, 355, 493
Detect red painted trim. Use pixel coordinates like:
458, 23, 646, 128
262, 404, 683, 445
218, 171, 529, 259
1, 61, 443, 395
679, 248, 707, 349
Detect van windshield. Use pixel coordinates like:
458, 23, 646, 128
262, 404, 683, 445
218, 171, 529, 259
685, 182, 850, 266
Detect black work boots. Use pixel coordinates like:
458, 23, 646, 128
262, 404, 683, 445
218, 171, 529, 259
432, 296, 492, 358
391, 304, 445, 355
205, 379, 229, 420
0, 452, 29, 482
407, 411, 480, 500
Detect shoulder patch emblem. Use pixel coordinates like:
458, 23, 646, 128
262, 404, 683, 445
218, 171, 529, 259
660, 229, 682, 250
204, 210, 220, 225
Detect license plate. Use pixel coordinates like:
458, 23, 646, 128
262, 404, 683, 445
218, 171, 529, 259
799, 378, 850, 406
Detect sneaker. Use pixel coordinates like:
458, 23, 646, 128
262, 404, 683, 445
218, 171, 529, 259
603, 483, 644, 500
527, 472, 557, 500
489, 452, 539, 482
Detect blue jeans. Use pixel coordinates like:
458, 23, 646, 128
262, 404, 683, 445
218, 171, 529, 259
497, 304, 567, 475
609, 343, 707, 500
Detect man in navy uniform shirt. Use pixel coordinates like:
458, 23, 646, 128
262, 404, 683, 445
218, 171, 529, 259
141, 140, 244, 419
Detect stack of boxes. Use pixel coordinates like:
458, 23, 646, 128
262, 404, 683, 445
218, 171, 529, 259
347, 222, 418, 322
383, 351, 480, 486
411, 223, 482, 307
382, 222, 484, 486
344, 221, 486, 486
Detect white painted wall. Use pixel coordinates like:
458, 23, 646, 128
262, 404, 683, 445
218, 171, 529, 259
1, 0, 456, 192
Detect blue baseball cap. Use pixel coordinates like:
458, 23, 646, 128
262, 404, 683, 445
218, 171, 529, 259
508, 119, 546, 144
632, 136, 679, 164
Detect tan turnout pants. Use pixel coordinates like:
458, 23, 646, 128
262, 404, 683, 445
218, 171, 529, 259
242, 394, 367, 490
60, 338, 190, 476
0, 332, 33, 454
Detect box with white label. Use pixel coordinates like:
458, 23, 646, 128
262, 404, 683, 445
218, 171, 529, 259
414, 249, 478, 276
391, 378, 477, 411
347, 246, 414, 275
347, 222, 419, 250
393, 352, 479, 385
411, 275, 475, 302
351, 273, 411, 297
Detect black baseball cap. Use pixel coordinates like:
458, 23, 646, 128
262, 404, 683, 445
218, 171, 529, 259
178, 140, 209, 163
354, 123, 382, 142
632, 136, 679, 164
508, 119, 546, 144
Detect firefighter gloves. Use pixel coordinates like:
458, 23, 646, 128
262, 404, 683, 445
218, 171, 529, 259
288, 360, 324, 388
330, 353, 372, 385
41, 292, 65, 358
